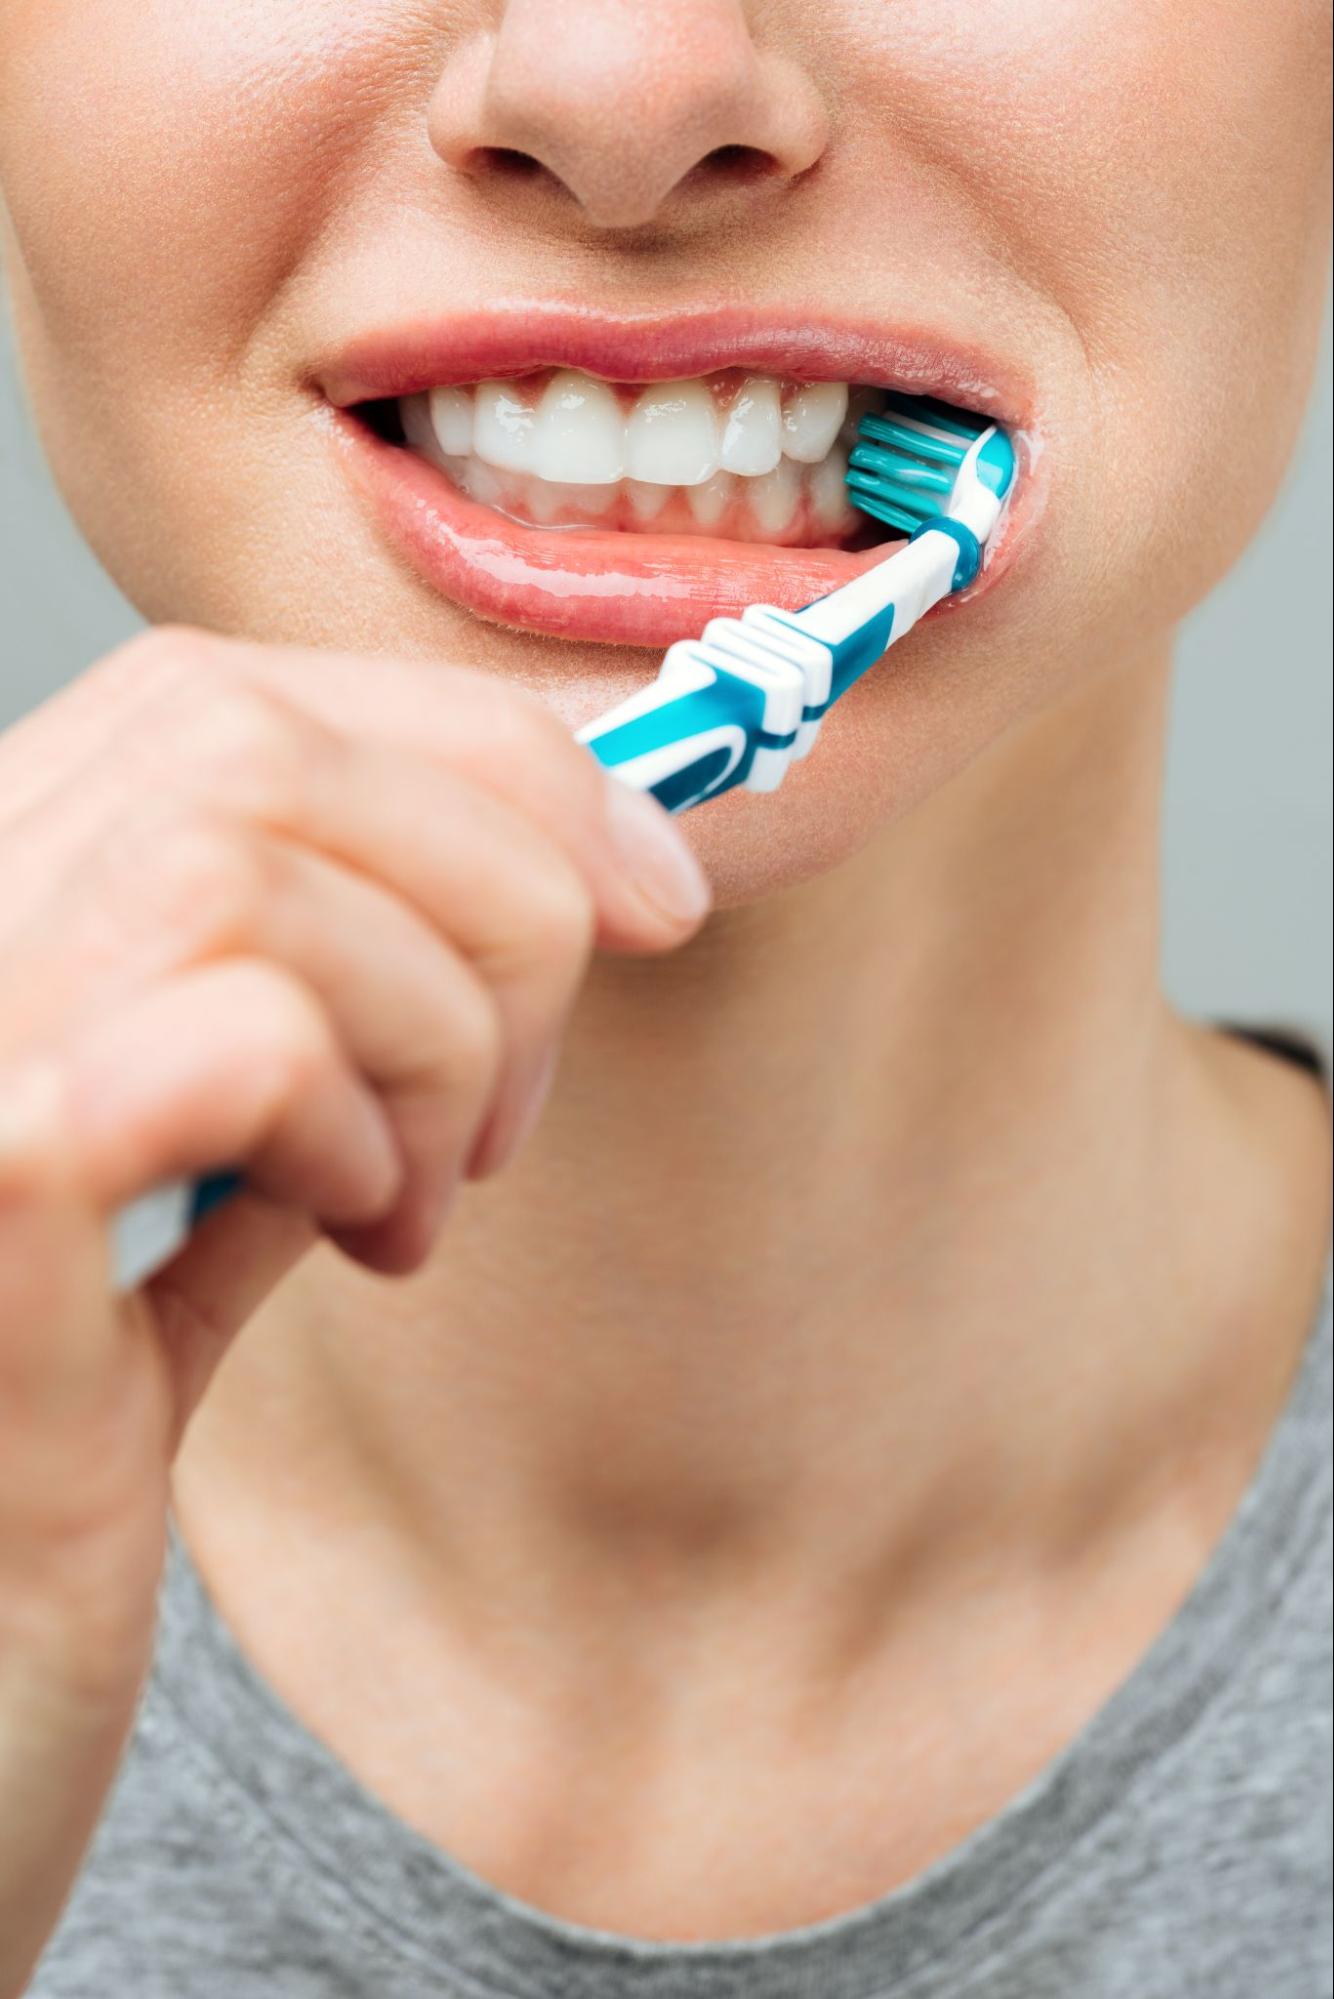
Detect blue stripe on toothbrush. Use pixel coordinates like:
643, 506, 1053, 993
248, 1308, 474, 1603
650, 747, 735, 813
584, 682, 738, 768
777, 517, 982, 720
768, 600, 898, 702
191, 1168, 243, 1224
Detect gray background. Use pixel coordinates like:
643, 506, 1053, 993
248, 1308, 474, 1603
1, 306, 1330, 1034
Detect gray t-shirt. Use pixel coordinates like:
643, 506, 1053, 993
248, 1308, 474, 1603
27, 1023, 1334, 1999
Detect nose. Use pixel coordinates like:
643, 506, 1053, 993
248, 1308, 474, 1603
428, 0, 829, 232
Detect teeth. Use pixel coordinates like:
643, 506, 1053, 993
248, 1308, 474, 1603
401, 392, 454, 472
396, 369, 895, 542
627, 479, 670, 521
429, 385, 474, 457
474, 380, 537, 474
810, 445, 855, 532
532, 371, 624, 485
687, 469, 736, 528
457, 456, 504, 507
519, 476, 563, 525
782, 382, 848, 463
625, 379, 719, 487
543, 479, 616, 519
719, 376, 783, 477
748, 455, 802, 536
839, 386, 878, 448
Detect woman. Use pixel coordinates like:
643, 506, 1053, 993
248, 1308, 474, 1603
0, 3, 1330, 1994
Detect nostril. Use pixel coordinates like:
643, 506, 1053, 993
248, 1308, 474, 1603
456, 138, 783, 232
688, 144, 784, 190
704, 144, 776, 177
469, 146, 551, 183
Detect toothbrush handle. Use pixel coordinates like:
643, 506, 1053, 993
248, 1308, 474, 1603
576, 673, 757, 814
111, 531, 944, 1295
111, 1169, 245, 1293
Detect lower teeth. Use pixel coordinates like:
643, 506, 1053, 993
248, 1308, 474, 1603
460, 457, 855, 542
401, 434, 863, 545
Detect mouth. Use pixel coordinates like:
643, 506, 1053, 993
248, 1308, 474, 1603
319, 309, 1033, 649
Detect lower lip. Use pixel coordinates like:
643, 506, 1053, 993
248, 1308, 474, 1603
333, 411, 922, 649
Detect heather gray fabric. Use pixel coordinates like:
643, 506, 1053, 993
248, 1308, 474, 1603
27, 1053, 1334, 1998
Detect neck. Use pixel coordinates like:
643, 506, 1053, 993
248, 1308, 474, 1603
177, 636, 1286, 1632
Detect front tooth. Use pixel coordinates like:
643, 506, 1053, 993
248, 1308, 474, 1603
810, 445, 855, 531
687, 470, 736, 528
719, 376, 782, 476
782, 381, 849, 463
532, 371, 625, 485
747, 455, 802, 536
429, 385, 474, 456
627, 480, 669, 521
473, 380, 537, 473
625, 379, 719, 486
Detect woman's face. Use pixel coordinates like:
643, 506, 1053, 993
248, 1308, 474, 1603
1, 1, 1329, 900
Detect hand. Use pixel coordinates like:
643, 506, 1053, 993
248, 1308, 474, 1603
0, 625, 710, 1993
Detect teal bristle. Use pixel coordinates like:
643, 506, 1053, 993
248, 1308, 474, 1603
845, 392, 990, 536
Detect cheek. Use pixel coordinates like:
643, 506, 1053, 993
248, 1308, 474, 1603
0, 0, 444, 608
0, 0, 427, 370
859, 0, 1331, 625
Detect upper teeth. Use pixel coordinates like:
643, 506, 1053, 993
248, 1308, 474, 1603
398, 368, 872, 542
719, 377, 783, 477
411, 369, 852, 485
781, 382, 853, 464
535, 373, 624, 484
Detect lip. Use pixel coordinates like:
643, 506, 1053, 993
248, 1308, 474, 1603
316, 305, 1037, 649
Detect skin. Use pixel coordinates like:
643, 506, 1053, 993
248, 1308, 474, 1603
0, 0, 1331, 1977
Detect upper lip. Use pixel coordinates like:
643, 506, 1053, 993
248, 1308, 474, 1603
314, 301, 1036, 429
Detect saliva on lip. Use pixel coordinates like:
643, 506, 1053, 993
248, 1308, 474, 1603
390, 368, 897, 547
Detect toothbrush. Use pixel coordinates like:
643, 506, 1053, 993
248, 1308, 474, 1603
576, 394, 1015, 811
111, 393, 1016, 1291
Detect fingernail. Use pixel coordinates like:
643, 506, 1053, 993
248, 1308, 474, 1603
604, 780, 712, 924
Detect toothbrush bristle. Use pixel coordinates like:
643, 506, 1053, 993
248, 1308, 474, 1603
845, 392, 989, 534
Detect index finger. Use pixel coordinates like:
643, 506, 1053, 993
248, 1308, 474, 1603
232, 642, 711, 951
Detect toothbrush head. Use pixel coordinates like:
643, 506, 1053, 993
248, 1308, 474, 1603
845, 392, 1016, 538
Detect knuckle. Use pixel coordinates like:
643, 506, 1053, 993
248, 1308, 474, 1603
118, 640, 310, 826
185, 685, 307, 820
477, 692, 606, 844
491, 684, 587, 781
106, 624, 225, 703
103, 804, 266, 957
238, 963, 333, 1099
